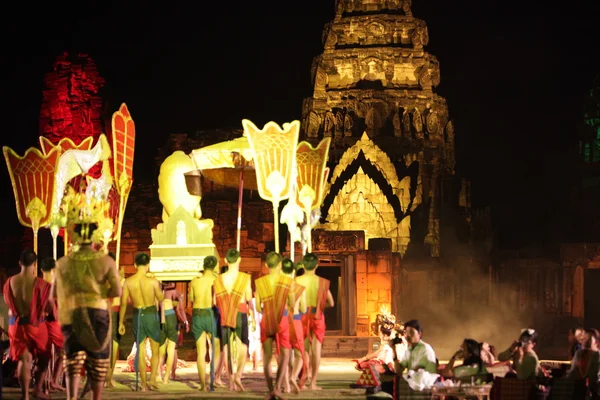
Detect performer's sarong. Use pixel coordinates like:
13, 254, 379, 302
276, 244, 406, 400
192, 308, 215, 342
46, 318, 64, 349
161, 309, 179, 343
111, 306, 121, 343
61, 308, 111, 382
302, 277, 329, 344
214, 272, 250, 329
302, 306, 327, 344
290, 313, 305, 354
222, 309, 249, 347
256, 275, 293, 340
4, 277, 51, 359
212, 305, 222, 349
261, 309, 292, 349
8, 316, 50, 359
276, 310, 291, 349
133, 305, 163, 344
61, 308, 110, 360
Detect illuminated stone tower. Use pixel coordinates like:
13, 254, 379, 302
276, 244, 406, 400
302, 0, 458, 257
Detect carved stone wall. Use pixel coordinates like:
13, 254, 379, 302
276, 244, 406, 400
39, 52, 106, 144
304, 0, 455, 258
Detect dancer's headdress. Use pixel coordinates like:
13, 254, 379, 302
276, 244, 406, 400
64, 187, 114, 244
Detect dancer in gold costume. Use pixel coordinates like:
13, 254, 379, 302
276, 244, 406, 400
51, 193, 122, 400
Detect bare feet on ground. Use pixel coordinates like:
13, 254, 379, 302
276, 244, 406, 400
290, 378, 300, 394
33, 390, 52, 399
234, 375, 245, 391
49, 382, 66, 392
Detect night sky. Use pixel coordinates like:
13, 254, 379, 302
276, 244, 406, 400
1, 0, 599, 248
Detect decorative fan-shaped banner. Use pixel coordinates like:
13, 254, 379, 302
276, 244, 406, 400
243, 119, 299, 202
243, 119, 300, 253
111, 103, 135, 197
3, 145, 62, 259
111, 103, 136, 264
39, 135, 94, 155
295, 138, 331, 211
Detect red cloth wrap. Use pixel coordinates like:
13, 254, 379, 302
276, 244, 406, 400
290, 316, 305, 354
47, 320, 64, 349
3, 277, 52, 358
302, 307, 326, 344
261, 313, 291, 349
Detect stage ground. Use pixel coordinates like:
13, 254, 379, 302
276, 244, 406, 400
2, 358, 367, 399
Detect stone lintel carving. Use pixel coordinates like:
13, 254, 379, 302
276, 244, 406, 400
323, 49, 440, 90
340, 0, 412, 18
312, 229, 365, 252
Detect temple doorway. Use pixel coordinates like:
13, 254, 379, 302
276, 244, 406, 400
313, 254, 357, 336
317, 260, 342, 332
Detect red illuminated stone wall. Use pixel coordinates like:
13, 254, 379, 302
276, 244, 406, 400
39, 52, 106, 144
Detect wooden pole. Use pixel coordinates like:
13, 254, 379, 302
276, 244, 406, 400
236, 169, 244, 251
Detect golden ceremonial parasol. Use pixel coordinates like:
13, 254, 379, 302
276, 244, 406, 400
189, 135, 257, 251
243, 119, 300, 254
39, 136, 95, 259
295, 138, 331, 254
3, 146, 61, 274
111, 103, 136, 266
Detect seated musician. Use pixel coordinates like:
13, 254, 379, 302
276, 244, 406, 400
445, 338, 488, 379
498, 328, 542, 380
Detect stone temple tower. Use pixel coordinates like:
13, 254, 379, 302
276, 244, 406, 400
302, 0, 458, 257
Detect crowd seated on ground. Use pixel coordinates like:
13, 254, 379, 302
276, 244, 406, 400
355, 320, 600, 400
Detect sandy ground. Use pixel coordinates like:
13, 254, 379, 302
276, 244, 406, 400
2, 358, 367, 399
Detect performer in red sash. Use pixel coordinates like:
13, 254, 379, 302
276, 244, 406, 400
214, 248, 254, 391
255, 252, 294, 400
3, 249, 52, 400
281, 258, 306, 394
296, 253, 334, 390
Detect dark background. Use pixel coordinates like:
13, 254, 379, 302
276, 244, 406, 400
1, 0, 599, 248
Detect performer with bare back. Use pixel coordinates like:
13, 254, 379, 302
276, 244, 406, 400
40, 257, 66, 392
296, 252, 334, 390
105, 252, 124, 388
255, 252, 295, 400
52, 199, 122, 400
189, 255, 218, 391
281, 258, 307, 394
119, 252, 164, 391
214, 248, 255, 391
4, 250, 52, 400
158, 281, 188, 385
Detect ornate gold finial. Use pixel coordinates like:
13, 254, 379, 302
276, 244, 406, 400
64, 187, 114, 245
